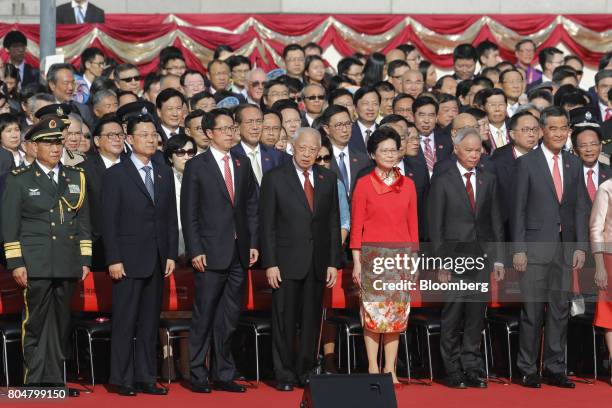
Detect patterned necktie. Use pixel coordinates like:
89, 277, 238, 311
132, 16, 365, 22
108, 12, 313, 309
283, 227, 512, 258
223, 155, 234, 204
423, 137, 435, 173
303, 170, 314, 212
587, 169, 597, 202
142, 165, 154, 202
248, 150, 262, 185
552, 155, 563, 202
48, 170, 57, 190
464, 171, 475, 212
338, 152, 349, 189
605, 108, 612, 122
365, 129, 372, 145
76, 6, 85, 24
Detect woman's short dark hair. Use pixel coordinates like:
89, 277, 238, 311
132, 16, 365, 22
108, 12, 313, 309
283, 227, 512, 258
163, 134, 195, 166
0, 112, 20, 135
367, 126, 400, 156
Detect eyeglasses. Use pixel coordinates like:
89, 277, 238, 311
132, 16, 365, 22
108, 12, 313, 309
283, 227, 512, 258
316, 155, 332, 163
120, 75, 141, 83
213, 125, 238, 134
516, 127, 539, 134
284, 119, 301, 125
269, 91, 289, 99
132, 132, 160, 140
249, 81, 265, 88
100, 132, 125, 140
546, 126, 570, 132
378, 149, 399, 156
296, 146, 319, 154
576, 141, 600, 149
332, 121, 352, 130
174, 148, 196, 157
304, 95, 325, 101
66, 131, 83, 138
243, 119, 263, 126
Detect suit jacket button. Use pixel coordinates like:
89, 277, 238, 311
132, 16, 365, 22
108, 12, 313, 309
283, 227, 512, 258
51, 222, 55, 226
52, 236, 56, 240
69, 235, 74, 240
50, 209, 53, 213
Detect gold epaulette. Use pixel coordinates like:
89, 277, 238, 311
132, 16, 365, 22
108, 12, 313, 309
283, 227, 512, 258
11, 165, 32, 176
603, 139, 612, 145
63, 164, 84, 172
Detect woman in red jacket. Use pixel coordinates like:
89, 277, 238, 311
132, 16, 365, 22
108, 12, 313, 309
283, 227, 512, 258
351, 127, 419, 385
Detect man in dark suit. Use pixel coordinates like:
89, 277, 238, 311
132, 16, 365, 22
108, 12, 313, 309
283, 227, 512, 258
0, 147, 14, 176
103, 114, 178, 396
321, 105, 370, 197
511, 106, 590, 389
260, 127, 341, 391
2, 30, 39, 88
46, 63, 95, 128
156, 88, 187, 143
591, 70, 612, 124
230, 104, 286, 189
56, 1, 105, 24
348, 87, 379, 154
80, 115, 125, 271
413, 95, 453, 178
300, 83, 326, 127
181, 108, 259, 394
428, 127, 505, 389
491, 111, 540, 235
526, 47, 564, 92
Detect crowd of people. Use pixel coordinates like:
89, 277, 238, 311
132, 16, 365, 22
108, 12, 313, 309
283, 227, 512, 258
1, 27, 612, 396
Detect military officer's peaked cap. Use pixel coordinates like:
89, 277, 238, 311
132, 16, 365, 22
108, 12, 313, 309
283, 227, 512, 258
116, 100, 155, 124
24, 115, 65, 142
34, 103, 72, 126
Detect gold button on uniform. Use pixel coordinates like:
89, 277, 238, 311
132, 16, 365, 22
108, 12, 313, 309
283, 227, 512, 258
52, 236, 56, 240
51, 222, 55, 226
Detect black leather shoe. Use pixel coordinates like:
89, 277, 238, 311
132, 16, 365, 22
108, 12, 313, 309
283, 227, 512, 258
214, 380, 246, 393
465, 371, 487, 388
135, 383, 168, 395
445, 374, 467, 389
234, 371, 246, 381
544, 372, 575, 389
118, 386, 137, 396
520, 373, 541, 388
275, 382, 294, 392
191, 382, 212, 393
68, 388, 80, 397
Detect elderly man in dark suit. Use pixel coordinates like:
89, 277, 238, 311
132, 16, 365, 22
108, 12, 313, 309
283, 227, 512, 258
428, 127, 505, 389
103, 114, 178, 396
260, 127, 342, 391
511, 106, 590, 389
56, 0, 105, 24
80, 115, 125, 270
230, 104, 286, 188
181, 108, 259, 394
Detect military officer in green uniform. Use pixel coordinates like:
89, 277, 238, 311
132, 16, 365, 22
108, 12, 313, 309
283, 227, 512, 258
1, 115, 91, 395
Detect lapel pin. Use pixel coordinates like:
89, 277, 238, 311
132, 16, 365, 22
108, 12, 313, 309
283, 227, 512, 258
318, 174, 324, 180
264, 157, 270, 161
565, 164, 570, 168
603, 174, 607, 178
158, 174, 162, 179
62, 172, 66, 177
478, 180, 483, 185
438, 145, 444, 149
235, 160, 241, 167
66, 178, 71, 182
352, 158, 358, 162
408, 172, 413, 177
35, 171, 40, 176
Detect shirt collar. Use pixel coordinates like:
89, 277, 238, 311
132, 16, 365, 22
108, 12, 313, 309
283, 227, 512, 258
357, 120, 375, 135
72, 0, 88, 11
241, 141, 260, 155
100, 153, 120, 169
36, 160, 60, 176
456, 160, 475, 176
209, 145, 230, 162
540, 143, 562, 163
293, 159, 313, 176
489, 122, 507, 132
584, 161, 599, 177
332, 144, 349, 158
130, 153, 152, 171
161, 124, 179, 137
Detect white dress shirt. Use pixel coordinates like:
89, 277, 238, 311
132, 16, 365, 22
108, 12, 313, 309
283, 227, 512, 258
130, 153, 154, 186
456, 161, 476, 197
397, 159, 405, 176
16, 61, 25, 84
332, 144, 351, 187
357, 121, 376, 144
584, 162, 600, 190
294, 160, 315, 187
599, 101, 610, 122
540, 143, 564, 183
11, 150, 25, 168
173, 168, 185, 256
507, 102, 519, 118
161, 124, 179, 140
489, 123, 509, 149
100, 153, 120, 169
36, 160, 60, 183
72, 0, 88, 22
209, 146, 235, 181
241, 141, 262, 173
304, 113, 315, 127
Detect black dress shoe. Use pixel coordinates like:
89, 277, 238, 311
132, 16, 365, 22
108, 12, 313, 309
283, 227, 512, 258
191, 382, 212, 393
520, 373, 541, 388
445, 374, 467, 389
68, 388, 80, 397
234, 371, 246, 381
465, 371, 487, 388
135, 383, 168, 395
214, 380, 246, 393
275, 382, 294, 392
544, 372, 575, 389
118, 386, 137, 396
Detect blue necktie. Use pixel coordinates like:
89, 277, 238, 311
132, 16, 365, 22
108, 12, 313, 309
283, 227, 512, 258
76, 6, 85, 24
143, 165, 154, 202
338, 152, 349, 189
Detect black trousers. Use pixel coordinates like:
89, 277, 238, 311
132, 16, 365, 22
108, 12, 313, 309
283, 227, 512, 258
439, 274, 487, 376
22, 278, 76, 385
517, 243, 571, 376
189, 245, 245, 384
109, 261, 163, 386
272, 267, 324, 384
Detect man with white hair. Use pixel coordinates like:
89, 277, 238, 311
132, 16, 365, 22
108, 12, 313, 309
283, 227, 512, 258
260, 127, 342, 391
428, 127, 505, 389
246, 68, 266, 105
62, 112, 86, 165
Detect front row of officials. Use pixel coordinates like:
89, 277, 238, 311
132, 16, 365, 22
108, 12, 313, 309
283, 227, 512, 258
0, 105, 603, 395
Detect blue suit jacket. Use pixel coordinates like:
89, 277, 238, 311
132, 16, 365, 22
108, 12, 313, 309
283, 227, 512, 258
230, 142, 287, 174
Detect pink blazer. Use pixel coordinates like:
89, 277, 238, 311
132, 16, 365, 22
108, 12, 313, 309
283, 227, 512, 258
590, 178, 612, 253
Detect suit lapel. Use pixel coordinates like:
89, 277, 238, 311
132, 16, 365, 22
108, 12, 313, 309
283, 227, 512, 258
232, 152, 242, 204
57, 164, 69, 198
599, 162, 610, 185
561, 151, 572, 203
313, 166, 325, 213
474, 171, 487, 217
449, 165, 475, 216
284, 162, 311, 213
260, 145, 273, 173
32, 162, 57, 198
535, 148, 559, 201
204, 150, 231, 204
125, 158, 154, 204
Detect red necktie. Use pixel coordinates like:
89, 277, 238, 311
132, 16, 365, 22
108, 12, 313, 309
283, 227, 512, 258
303, 170, 314, 212
552, 154, 563, 203
223, 155, 234, 205
464, 171, 475, 212
423, 137, 435, 173
605, 108, 612, 122
587, 169, 597, 202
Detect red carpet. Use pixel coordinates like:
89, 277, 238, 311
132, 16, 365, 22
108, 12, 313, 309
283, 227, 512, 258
8, 379, 611, 407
